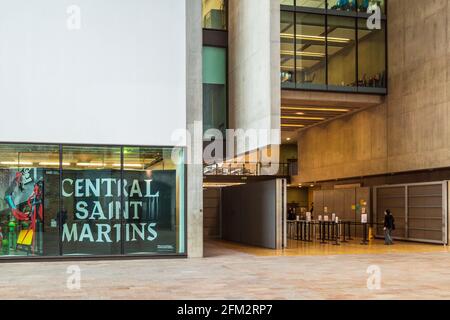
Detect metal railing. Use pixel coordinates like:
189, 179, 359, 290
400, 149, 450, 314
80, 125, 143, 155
203, 162, 292, 177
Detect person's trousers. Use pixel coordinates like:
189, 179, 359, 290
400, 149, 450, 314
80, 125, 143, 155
384, 228, 393, 245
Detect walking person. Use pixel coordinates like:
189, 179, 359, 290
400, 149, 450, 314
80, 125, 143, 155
384, 209, 395, 245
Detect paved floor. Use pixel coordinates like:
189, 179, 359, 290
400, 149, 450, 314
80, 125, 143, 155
0, 240, 449, 300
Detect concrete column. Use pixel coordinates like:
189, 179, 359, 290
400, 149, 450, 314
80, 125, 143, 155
228, 0, 281, 156
186, 0, 203, 258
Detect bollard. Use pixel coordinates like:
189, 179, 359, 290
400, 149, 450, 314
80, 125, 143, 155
333, 222, 341, 246
361, 223, 369, 245
320, 221, 327, 244
341, 221, 348, 243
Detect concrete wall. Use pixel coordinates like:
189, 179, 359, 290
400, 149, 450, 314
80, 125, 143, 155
228, 0, 281, 155
297, 0, 450, 183
186, 0, 204, 258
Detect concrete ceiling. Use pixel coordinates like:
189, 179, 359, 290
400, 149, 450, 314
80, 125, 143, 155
281, 90, 385, 144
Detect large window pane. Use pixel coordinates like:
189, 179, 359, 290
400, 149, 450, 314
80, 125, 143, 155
61, 146, 122, 256
296, 13, 326, 90
358, 19, 386, 91
123, 147, 184, 255
202, 0, 227, 30
280, 0, 295, 7
203, 46, 227, 137
328, 0, 357, 12
327, 16, 357, 91
296, 0, 326, 9
0, 144, 59, 257
358, 0, 385, 14
281, 11, 295, 86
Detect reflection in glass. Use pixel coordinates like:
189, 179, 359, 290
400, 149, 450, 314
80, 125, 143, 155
327, 16, 357, 90
358, 0, 385, 14
61, 146, 122, 256
328, 0, 357, 12
280, 0, 295, 7
0, 144, 59, 257
295, 13, 326, 90
202, 0, 227, 30
203, 47, 227, 137
280, 11, 295, 85
296, 0, 325, 9
358, 19, 386, 90
123, 147, 184, 255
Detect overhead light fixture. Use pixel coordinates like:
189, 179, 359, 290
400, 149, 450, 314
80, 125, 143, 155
281, 50, 325, 58
0, 161, 34, 166
76, 163, 104, 167
203, 183, 246, 189
281, 124, 305, 128
296, 112, 305, 115
39, 162, 70, 167
282, 106, 350, 113
282, 116, 325, 121
113, 163, 144, 168
280, 33, 351, 43
286, 137, 291, 141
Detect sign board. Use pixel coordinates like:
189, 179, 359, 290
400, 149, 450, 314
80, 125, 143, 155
306, 212, 312, 222
361, 214, 368, 224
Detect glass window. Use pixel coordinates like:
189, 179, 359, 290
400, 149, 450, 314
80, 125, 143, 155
0, 143, 186, 260
295, 13, 326, 90
358, 19, 386, 92
202, 0, 227, 30
328, 0, 357, 12
0, 144, 60, 257
327, 16, 357, 91
358, 0, 385, 14
281, 2, 386, 93
280, 11, 295, 86
203, 46, 227, 137
296, 0, 326, 9
61, 146, 122, 256
123, 147, 185, 255
280, 0, 294, 7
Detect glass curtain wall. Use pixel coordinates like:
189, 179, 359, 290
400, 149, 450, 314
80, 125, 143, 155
0, 143, 185, 259
203, 46, 227, 137
202, 0, 227, 30
0, 144, 60, 257
280, 0, 387, 93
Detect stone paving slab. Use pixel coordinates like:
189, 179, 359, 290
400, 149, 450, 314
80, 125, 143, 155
0, 244, 449, 300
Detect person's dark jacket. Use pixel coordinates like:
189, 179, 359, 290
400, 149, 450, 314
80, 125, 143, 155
384, 214, 395, 230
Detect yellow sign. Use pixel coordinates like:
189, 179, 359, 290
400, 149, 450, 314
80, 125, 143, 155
17, 230, 33, 246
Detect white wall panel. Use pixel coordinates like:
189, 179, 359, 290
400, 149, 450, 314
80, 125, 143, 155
0, 0, 186, 146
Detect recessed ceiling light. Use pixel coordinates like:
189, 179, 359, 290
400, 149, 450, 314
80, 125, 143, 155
282, 106, 350, 113
280, 33, 351, 43
281, 124, 305, 128
286, 137, 291, 141
282, 116, 325, 121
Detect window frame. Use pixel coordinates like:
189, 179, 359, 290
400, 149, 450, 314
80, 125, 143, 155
0, 141, 187, 262
280, 0, 388, 95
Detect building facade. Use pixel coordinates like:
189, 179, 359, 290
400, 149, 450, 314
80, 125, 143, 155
0, 0, 448, 261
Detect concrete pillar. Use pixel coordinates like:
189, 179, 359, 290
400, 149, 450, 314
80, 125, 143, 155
186, 0, 203, 258
228, 0, 281, 156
